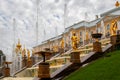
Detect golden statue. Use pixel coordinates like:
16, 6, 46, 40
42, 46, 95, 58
60, 38, 64, 49
15, 39, 22, 53
53, 46, 58, 52
110, 20, 118, 36
71, 32, 78, 50
115, 1, 119, 7
16, 39, 22, 49
27, 49, 31, 61
86, 31, 89, 40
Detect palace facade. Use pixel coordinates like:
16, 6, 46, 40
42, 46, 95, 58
33, 6, 120, 53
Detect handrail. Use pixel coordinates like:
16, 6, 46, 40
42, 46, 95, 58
81, 52, 96, 63
51, 62, 72, 78
32, 60, 43, 67
102, 44, 112, 52
32, 52, 61, 67
48, 53, 61, 60
12, 67, 27, 77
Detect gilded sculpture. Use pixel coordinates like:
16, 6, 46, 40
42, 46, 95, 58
60, 38, 64, 49
111, 20, 118, 36
71, 32, 78, 50
53, 46, 58, 52
115, 1, 119, 7
15, 39, 22, 54
86, 31, 89, 40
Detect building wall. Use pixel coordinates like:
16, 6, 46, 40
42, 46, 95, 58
33, 12, 120, 53
103, 16, 120, 37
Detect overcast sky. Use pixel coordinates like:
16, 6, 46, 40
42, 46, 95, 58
0, 0, 118, 60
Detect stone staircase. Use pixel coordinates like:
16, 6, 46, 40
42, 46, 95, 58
51, 43, 112, 80
1, 38, 112, 80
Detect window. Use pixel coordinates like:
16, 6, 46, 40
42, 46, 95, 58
80, 31, 82, 36
106, 24, 110, 30
90, 31, 93, 36
91, 31, 93, 34
97, 28, 101, 33
80, 38, 82, 42
106, 32, 110, 38
100, 27, 102, 32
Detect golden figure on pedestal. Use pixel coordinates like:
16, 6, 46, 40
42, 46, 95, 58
71, 32, 78, 50
115, 1, 120, 7
86, 31, 89, 40
53, 46, 58, 52
60, 38, 64, 49
110, 20, 118, 36
15, 39, 22, 54
4, 62, 12, 77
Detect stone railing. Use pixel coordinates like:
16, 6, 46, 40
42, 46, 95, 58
51, 42, 113, 79
12, 67, 27, 77
51, 62, 72, 78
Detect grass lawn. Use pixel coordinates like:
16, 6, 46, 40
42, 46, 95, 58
64, 50, 120, 80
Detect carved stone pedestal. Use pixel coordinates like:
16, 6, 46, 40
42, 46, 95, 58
38, 62, 50, 80
4, 62, 12, 77
111, 35, 120, 50
22, 57, 27, 68
35, 51, 52, 80
4, 68, 10, 77
70, 51, 80, 64
111, 35, 117, 45
93, 41, 102, 53
111, 35, 120, 44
